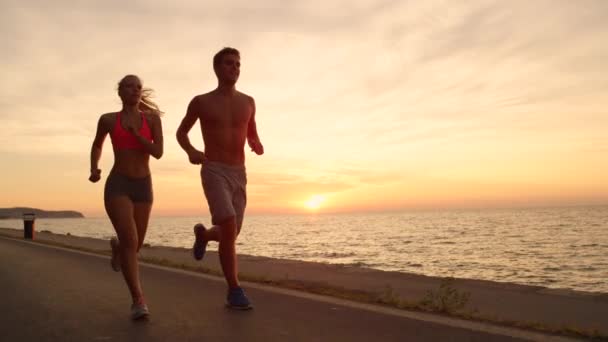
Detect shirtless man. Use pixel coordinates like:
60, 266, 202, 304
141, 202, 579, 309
176, 47, 264, 310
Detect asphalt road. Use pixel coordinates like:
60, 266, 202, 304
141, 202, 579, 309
0, 237, 578, 341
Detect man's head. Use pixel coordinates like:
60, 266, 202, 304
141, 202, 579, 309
213, 47, 241, 84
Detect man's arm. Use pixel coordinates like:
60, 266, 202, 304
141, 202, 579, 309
247, 97, 264, 155
176, 96, 206, 164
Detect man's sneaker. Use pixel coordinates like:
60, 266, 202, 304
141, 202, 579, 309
226, 287, 252, 310
193, 223, 208, 260
131, 302, 150, 320
110, 237, 121, 272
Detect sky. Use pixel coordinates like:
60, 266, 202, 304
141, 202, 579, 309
1, 0, 607, 217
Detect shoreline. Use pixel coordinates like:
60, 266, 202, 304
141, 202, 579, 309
1, 227, 606, 339
1, 208, 605, 295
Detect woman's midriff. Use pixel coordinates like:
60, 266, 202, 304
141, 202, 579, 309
112, 150, 151, 178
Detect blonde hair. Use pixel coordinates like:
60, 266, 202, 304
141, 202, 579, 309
139, 87, 164, 116
118, 75, 164, 116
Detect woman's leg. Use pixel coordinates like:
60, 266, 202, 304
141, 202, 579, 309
133, 202, 152, 253
105, 196, 143, 303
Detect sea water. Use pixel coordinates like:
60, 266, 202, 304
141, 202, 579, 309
2, 206, 606, 293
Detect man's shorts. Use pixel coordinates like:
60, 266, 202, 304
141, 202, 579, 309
200, 161, 247, 232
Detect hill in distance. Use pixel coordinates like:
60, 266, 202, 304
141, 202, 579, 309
0, 207, 85, 219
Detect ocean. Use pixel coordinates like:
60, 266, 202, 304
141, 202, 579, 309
2, 206, 607, 293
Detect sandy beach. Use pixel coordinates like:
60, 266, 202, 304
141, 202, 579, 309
1, 227, 606, 339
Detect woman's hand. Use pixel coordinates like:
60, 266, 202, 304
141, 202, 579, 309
89, 168, 101, 183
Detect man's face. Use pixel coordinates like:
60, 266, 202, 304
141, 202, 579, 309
217, 54, 240, 83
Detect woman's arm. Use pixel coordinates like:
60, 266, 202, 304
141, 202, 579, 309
89, 114, 110, 182
131, 114, 163, 159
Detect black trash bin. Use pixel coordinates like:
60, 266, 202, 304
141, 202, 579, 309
23, 213, 35, 239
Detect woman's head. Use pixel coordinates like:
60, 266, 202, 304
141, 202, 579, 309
117, 74, 163, 116
118, 75, 142, 105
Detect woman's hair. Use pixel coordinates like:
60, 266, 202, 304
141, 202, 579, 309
118, 75, 164, 116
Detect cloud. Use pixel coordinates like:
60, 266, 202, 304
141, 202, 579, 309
2, 0, 608, 212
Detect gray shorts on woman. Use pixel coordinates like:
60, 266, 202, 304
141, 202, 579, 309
104, 172, 153, 203
200, 161, 247, 232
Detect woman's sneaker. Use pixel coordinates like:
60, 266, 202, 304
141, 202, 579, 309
226, 287, 252, 310
131, 302, 150, 320
192, 223, 208, 260
110, 237, 121, 272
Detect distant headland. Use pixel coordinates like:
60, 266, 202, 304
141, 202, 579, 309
0, 207, 84, 219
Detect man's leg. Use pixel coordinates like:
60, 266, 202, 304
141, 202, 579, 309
192, 223, 220, 260
217, 216, 239, 289
202, 226, 220, 241
195, 164, 226, 259
218, 215, 251, 309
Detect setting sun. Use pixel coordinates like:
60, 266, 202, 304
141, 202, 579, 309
304, 195, 326, 210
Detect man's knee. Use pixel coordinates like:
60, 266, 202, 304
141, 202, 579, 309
218, 216, 237, 240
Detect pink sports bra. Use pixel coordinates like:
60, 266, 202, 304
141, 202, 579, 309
110, 112, 152, 150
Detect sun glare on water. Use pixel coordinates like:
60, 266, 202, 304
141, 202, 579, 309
304, 195, 326, 210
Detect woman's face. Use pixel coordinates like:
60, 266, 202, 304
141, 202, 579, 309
118, 75, 142, 105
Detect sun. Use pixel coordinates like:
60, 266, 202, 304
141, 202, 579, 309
304, 195, 326, 210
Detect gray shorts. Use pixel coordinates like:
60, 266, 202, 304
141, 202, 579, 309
201, 161, 247, 232
104, 172, 153, 203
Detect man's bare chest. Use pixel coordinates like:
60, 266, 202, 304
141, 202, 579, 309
200, 102, 251, 128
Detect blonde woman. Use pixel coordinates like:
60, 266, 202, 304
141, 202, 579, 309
89, 74, 164, 320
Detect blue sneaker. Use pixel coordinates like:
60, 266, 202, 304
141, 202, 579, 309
226, 287, 252, 310
192, 223, 207, 261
